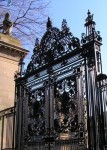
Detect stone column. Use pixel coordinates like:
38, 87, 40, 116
0, 33, 28, 149
0, 33, 28, 110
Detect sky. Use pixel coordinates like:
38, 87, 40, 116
46, 0, 107, 74
0, 0, 107, 74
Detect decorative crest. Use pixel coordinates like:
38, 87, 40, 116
33, 38, 39, 53
26, 18, 80, 74
85, 10, 94, 23
47, 17, 52, 30
35, 38, 39, 47
61, 19, 69, 30
81, 10, 102, 44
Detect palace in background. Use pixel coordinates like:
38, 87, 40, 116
0, 11, 107, 150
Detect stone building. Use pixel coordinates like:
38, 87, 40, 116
0, 33, 28, 149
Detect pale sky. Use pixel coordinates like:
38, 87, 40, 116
47, 0, 107, 74
1, 0, 106, 73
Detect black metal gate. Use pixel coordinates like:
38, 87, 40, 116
14, 11, 107, 150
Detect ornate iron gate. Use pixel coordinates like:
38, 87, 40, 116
14, 11, 107, 150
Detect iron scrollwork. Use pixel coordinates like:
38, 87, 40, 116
54, 77, 78, 139
27, 88, 45, 139
26, 18, 80, 75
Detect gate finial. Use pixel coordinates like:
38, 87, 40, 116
47, 17, 52, 30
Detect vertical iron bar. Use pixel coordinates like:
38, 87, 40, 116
48, 67, 51, 150
17, 85, 23, 150
99, 83, 105, 149
1, 116, 4, 150
12, 83, 17, 150
90, 69, 96, 150
12, 107, 15, 150
100, 82, 106, 149
84, 57, 91, 150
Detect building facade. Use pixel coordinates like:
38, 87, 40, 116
0, 11, 107, 150
0, 33, 28, 149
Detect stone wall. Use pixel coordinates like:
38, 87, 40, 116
0, 33, 28, 149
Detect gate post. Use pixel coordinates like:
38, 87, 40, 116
97, 76, 107, 150
76, 66, 86, 149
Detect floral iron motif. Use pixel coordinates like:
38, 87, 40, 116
26, 18, 80, 74
54, 77, 78, 138
27, 89, 45, 138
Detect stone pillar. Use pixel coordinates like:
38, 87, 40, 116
0, 33, 28, 110
0, 33, 28, 149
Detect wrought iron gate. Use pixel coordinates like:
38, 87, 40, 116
14, 11, 107, 150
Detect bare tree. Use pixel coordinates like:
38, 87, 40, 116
0, 0, 49, 46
